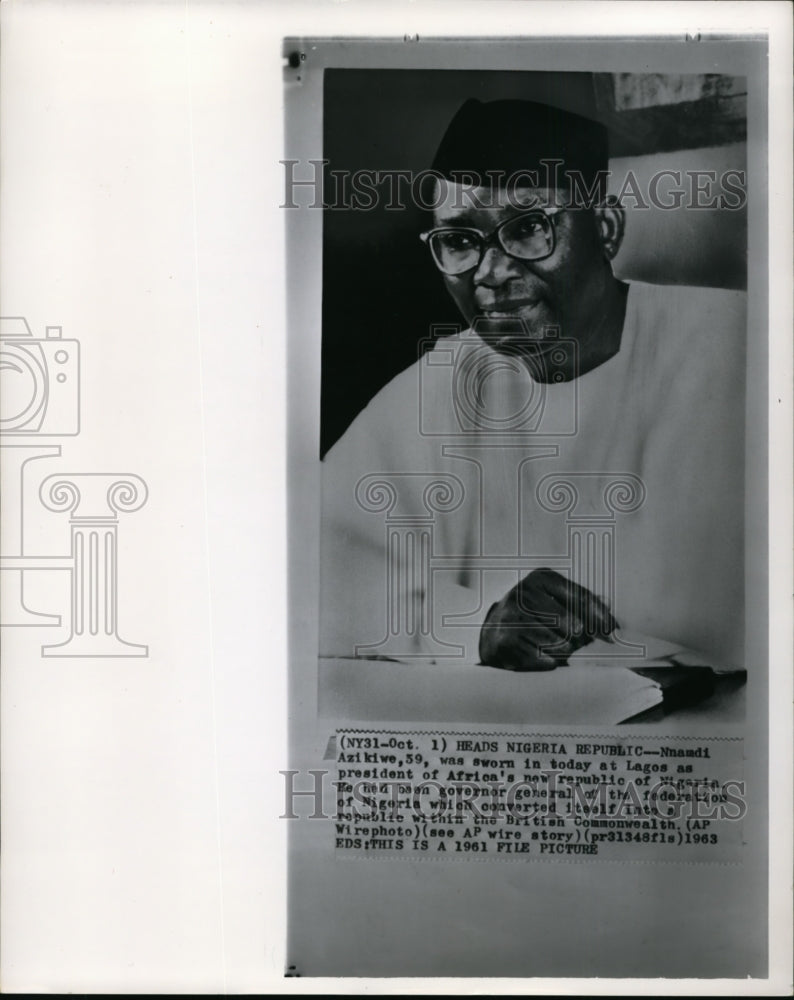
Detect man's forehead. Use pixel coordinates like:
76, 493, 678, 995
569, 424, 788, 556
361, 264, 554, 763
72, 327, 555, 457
432, 181, 558, 222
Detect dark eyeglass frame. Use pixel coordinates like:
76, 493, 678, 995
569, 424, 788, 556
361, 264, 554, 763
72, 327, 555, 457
419, 206, 566, 276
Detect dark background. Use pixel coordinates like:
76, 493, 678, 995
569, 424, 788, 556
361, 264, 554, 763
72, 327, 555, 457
321, 69, 747, 456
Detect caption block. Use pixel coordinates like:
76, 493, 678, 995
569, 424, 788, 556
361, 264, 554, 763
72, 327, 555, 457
331, 730, 745, 862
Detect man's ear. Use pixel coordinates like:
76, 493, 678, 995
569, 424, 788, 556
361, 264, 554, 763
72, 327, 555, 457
594, 196, 625, 261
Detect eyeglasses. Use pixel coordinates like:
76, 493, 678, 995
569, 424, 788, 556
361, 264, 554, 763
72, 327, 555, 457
419, 207, 565, 276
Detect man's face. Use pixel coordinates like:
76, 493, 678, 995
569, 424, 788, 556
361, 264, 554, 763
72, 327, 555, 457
431, 183, 616, 371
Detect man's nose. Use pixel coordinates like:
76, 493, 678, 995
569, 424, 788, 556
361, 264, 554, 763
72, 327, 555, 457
472, 244, 524, 286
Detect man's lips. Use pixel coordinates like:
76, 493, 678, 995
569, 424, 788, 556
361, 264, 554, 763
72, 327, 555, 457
478, 300, 540, 316
474, 301, 550, 343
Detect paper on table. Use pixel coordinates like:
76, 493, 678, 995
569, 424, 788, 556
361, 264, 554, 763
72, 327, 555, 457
318, 653, 663, 726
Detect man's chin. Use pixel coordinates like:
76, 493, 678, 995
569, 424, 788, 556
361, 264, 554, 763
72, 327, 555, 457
474, 317, 554, 353
472, 320, 574, 382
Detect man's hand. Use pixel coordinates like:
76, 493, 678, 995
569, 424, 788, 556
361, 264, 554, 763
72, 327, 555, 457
478, 568, 618, 671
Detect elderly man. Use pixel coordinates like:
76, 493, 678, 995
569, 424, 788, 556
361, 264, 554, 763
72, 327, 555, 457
319, 98, 746, 672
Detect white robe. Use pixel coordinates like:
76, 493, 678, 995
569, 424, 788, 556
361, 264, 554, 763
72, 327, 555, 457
320, 281, 747, 668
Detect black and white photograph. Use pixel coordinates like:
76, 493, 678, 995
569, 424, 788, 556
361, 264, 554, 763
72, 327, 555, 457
285, 31, 780, 981
316, 65, 755, 726
0, 2, 790, 994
